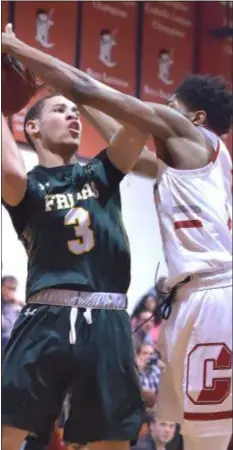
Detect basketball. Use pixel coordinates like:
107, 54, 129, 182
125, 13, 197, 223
2, 53, 37, 117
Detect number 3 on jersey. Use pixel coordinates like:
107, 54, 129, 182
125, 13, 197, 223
64, 207, 95, 255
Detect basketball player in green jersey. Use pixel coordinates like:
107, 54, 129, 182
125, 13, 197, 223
2, 59, 149, 450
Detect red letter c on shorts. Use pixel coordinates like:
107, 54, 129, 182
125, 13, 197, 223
186, 343, 232, 405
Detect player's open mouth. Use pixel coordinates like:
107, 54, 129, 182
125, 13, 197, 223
68, 121, 80, 136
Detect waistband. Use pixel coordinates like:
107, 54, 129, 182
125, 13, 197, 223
177, 268, 232, 296
27, 289, 127, 310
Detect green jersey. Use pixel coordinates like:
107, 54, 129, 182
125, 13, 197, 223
4, 151, 131, 298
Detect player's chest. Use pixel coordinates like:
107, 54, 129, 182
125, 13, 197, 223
31, 177, 101, 224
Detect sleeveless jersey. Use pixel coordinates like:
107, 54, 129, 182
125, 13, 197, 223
4, 150, 130, 298
154, 127, 232, 287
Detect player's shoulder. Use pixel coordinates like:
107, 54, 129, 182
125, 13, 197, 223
84, 149, 109, 178
27, 165, 47, 180
25, 165, 49, 194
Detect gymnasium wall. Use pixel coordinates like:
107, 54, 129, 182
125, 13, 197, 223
2, 0, 232, 155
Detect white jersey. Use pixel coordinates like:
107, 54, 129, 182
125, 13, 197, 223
155, 127, 232, 287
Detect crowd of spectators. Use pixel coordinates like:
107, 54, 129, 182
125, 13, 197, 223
130, 290, 183, 449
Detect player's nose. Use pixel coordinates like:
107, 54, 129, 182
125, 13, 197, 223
66, 112, 79, 121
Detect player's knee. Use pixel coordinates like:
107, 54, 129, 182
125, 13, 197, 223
2, 425, 28, 450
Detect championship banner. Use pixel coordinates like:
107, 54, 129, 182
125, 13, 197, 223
78, 1, 138, 158
199, 1, 232, 88
11, 1, 79, 143
140, 1, 194, 103
80, 1, 138, 95
198, 2, 232, 156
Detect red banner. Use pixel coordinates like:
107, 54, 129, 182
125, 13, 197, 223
14, 1, 78, 63
198, 2, 232, 156
11, 1, 79, 144
1, 0, 9, 29
78, 1, 138, 158
80, 1, 138, 95
140, 1, 194, 103
199, 2, 232, 88
78, 1, 138, 159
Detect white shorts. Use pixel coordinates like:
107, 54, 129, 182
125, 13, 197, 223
156, 269, 232, 439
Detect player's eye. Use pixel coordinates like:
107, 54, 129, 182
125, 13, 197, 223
53, 107, 65, 113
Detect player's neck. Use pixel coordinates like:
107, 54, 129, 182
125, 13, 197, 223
38, 148, 75, 168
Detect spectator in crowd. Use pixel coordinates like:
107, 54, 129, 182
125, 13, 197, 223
131, 410, 183, 450
132, 292, 158, 318
132, 291, 162, 348
1, 275, 22, 351
136, 343, 163, 408
133, 309, 155, 349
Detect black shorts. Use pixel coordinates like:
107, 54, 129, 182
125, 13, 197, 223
2, 304, 144, 445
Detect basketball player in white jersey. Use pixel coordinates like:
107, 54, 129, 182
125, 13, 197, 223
2, 26, 232, 450
79, 78, 233, 450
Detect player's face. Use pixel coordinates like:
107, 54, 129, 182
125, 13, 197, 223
167, 94, 206, 126
39, 95, 82, 154
151, 420, 176, 444
167, 95, 191, 118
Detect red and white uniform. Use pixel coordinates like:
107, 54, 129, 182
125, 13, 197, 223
154, 128, 232, 450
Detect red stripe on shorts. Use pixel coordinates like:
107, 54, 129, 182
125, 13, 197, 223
184, 410, 233, 421
174, 220, 203, 230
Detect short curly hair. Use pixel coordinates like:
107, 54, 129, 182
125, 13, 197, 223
175, 74, 233, 136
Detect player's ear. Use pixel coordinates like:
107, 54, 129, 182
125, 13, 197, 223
25, 119, 40, 139
192, 110, 206, 127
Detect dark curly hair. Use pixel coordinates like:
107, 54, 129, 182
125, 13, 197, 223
175, 74, 233, 136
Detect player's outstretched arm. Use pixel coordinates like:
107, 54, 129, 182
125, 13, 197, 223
80, 106, 158, 178
2, 114, 27, 206
106, 122, 149, 174
2, 25, 208, 169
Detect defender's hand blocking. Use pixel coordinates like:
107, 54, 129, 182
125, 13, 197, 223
2, 24, 37, 117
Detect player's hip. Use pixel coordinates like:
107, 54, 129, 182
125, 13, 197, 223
176, 267, 232, 301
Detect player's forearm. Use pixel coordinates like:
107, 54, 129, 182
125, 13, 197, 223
4, 39, 154, 131
80, 106, 157, 176
79, 106, 120, 143
2, 114, 27, 206
5, 38, 198, 148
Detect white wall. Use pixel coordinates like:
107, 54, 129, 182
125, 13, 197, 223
2, 148, 167, 313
